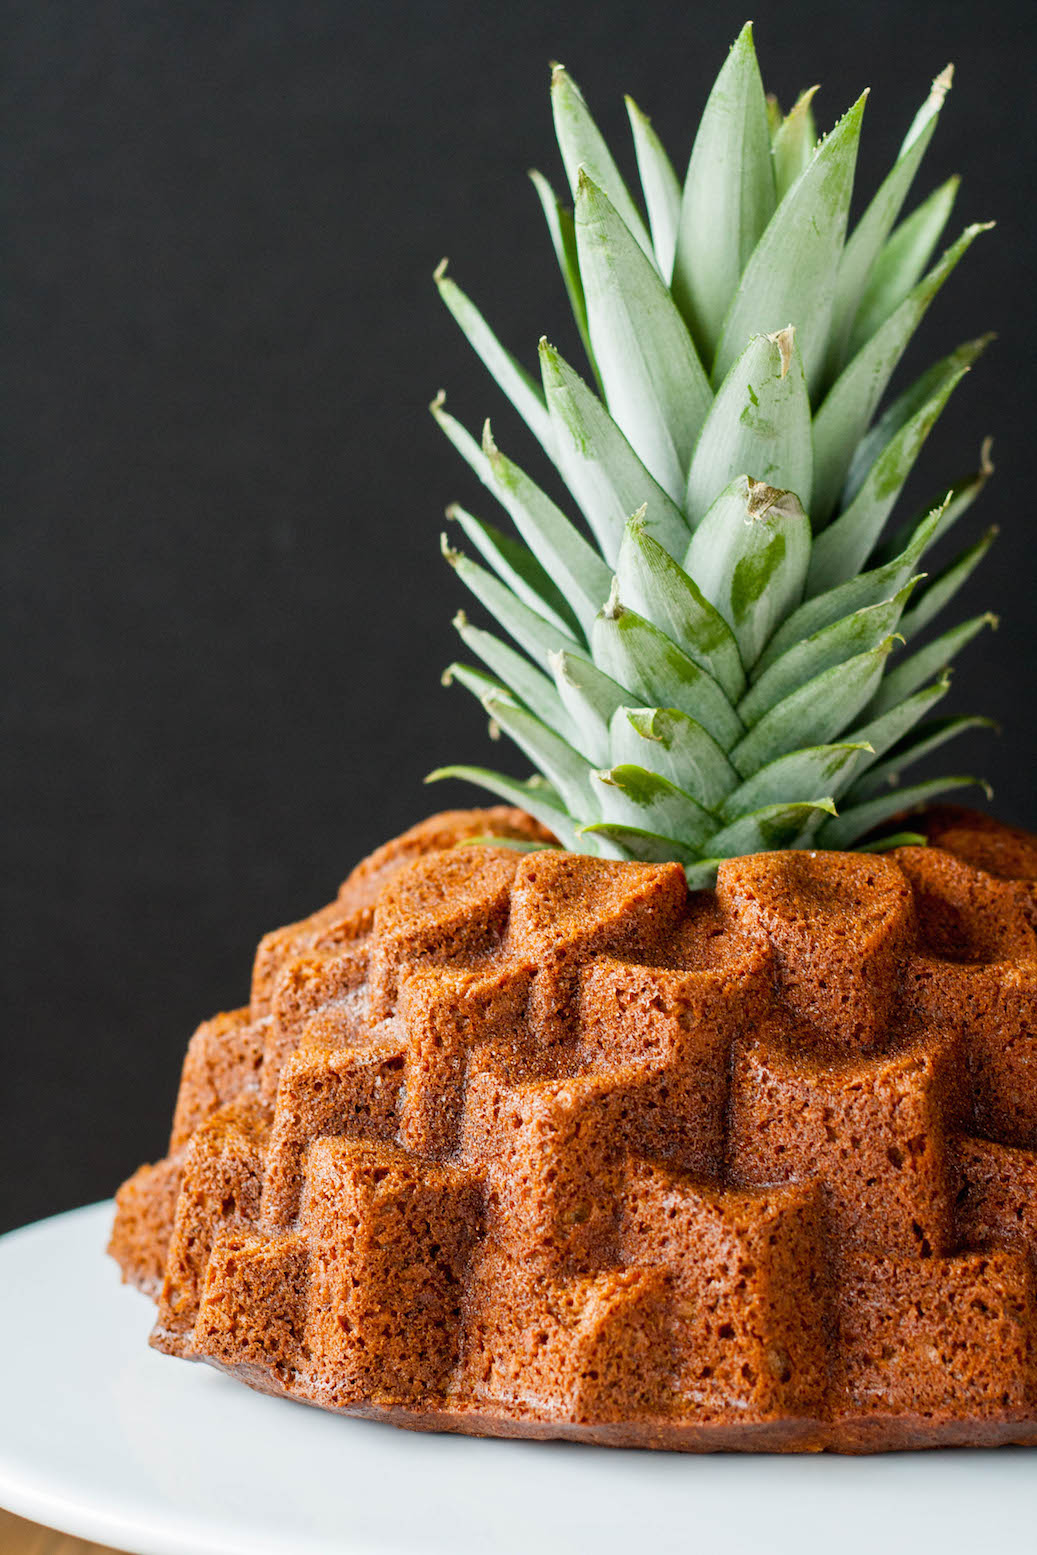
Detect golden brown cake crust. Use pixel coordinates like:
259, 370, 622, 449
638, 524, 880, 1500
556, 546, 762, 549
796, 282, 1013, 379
110, 805, 1037, 1452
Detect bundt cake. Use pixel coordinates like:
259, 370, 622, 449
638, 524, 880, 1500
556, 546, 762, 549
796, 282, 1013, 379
110, 803, 1037, 1452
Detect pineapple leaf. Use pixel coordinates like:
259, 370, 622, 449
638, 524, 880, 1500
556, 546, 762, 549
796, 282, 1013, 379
866, 613, 996, 717
759, 498, 945, 672
451, 614, 573, 739
528, 170, 597, 380
841, 335, 993, 511
713, 92, 867, 395
592, 592, 746, 751
625, 96, 681, 282
434, 263, 553, 455
847, 714, 996, 801
685, 477, 811, 670
538, 340, 689, 563
447, 504, 582, 639
816, 775, 981, 849
898, 527, 997, 641
874, 438, 994, 565
731, 638, 895, 778
842, 674, 952, 782
551, 649, 633, 768
738, 583, 919, 729
481, 422, 612, 634
705, 799, 838, 858
807, 361, 970, 592
595, 764, 717, 847
671, 21, 776, 362
771, 86, 820, 201
577, 821, 702, 867
616, 516, 746, 702
685, 329, 813, 524
550, 63, 655, 262
480, 691, 600, 818
848, 174, 961, 358
717, 743, 870, 824
430, 392, 492, 481
575, 170, 712, 502
442, 535, 581, 671
825, 67, 953, 382
609, 706, 739, 812
856, 831, 928, 852
426, 764, 579, 850
812, 223, 993, 520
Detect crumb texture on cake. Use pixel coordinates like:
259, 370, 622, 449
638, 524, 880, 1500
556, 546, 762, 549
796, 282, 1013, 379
109, 804, 1037, 1452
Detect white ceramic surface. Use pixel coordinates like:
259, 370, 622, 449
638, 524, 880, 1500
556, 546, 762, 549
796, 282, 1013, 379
0, 1203, 1033, 1555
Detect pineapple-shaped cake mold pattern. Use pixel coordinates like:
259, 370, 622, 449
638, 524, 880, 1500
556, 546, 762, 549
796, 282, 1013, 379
112, 27, 1037, 1450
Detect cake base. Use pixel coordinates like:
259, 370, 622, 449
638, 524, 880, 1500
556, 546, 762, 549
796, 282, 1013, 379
183, 1350, 1037, 1453
112, 805, 1037, 1452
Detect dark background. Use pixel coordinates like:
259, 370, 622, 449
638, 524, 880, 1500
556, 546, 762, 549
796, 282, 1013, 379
4, 0, 1035, 1233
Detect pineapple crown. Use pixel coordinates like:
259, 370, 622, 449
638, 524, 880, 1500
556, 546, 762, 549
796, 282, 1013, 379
427, 22, 996, 886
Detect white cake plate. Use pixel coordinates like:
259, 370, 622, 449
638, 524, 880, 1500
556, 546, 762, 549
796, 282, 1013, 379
0, 1203, 1033, 1555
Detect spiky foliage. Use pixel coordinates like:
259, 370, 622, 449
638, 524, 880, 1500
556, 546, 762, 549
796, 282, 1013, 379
428, 23, 996, 885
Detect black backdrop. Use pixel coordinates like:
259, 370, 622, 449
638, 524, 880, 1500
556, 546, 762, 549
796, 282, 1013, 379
5, 0, 1036, 1232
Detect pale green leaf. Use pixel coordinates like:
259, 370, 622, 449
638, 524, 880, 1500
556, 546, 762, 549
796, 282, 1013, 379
592, 596, 745, 751
550, 63, 655, 261
771, 86, 820, 201
841, 335, 993, 510
539, 339, 690, 564
812, 223, 993, 520
899, 527, 997, 641
848, 715, 995, 801
758, 498, 945, 672
825, 67, 953, 381
482, 423, 612, 635
609, 706, 739, 812
807, 361, 970, 592
528, 169, 596, 378
842, 675, 951, 784
816, 775, 980, 849
481, 691, 599, 818
731, 639, 895, 778
685, 476, 811, 670
687, 859, 731, 888
848, 174, 960, 358
575, 171, 712, 502
577, 821, 701, 866
856, 831, 928, 852
685, 329, 813, 523
447, 503, 581, 638
865, 614, 996, 717
434, 263, 553, 455
551, 650, 633, 768
713, 93, 866, 395
616, 516, 745, 702
442, 660, 511, 704
442, 536, 581, 672
425, 765, 579, 850
874, 442, 994, 568
671, 21, 776, 361
706, 799, 838, 858
718, 743, 869, 824
595, 764, 716, 848
739, 583, 918, 729
452, 613, 573, 740
430, 391, 491, 481
625, 96, 681, 282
